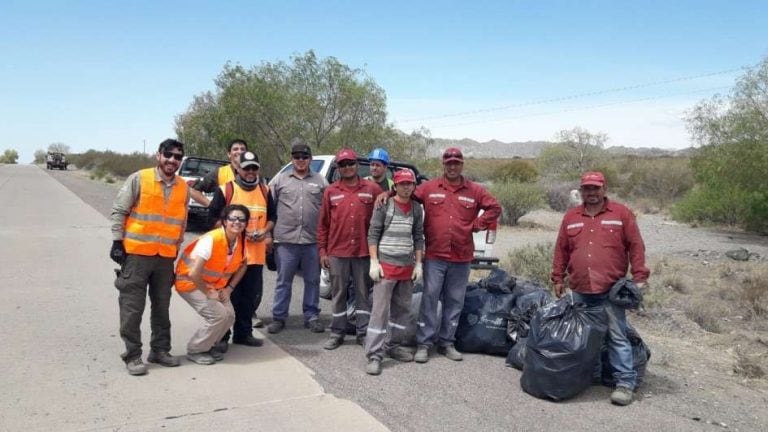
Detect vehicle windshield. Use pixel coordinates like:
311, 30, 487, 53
180, 159, 227, 177
278, 159, 326, 176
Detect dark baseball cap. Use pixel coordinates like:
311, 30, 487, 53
291, 141, 312, 156
239, 151, 260, 168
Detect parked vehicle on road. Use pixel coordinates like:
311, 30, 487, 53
177, 156, 228, 229
46, 152, 68, 170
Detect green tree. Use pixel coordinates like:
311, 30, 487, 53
491, 159, 538, 183
174, 51, 422, 175
676, 58, 768, 232
0, 149, 19, 164
537, 127, 607, 180
34, 149, 47, 164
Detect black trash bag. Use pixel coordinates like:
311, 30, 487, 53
600, 323, 651, 387
506, 337, 527, 370
403, 292, 442, 346
511, 278, 549, 299
477, 268, 516, 293
455, 284, 516, 355
465, 281, 481, 293
520, 297, 608, 401
507, 289, 553, 342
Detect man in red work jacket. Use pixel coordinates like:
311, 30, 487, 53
414, 147, 501, 364
551, 171, 650, 406
317, 148, 383, 350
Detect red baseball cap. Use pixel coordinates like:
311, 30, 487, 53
393, 169, 416, 184
442, 147, 464, 163
335, 148, 357, 163
580, 171, 605, 187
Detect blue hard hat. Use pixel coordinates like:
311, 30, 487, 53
368, 148, 390, 165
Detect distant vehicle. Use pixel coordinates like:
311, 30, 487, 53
176, 156, 228, 228
46, 152, 68, 170
272, 154, 498, 269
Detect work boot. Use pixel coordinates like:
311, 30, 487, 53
208, 349, 224, 362
414, 345, 430, 363
147, 351, 180, 367
305, 319, 325, 333
366, 358, 382, 376
125, 358, 148, 376
437, 344, 463, 361
323, 334, 344, 350
267, 320, 285, 334
387, 346, 415, 362
356, 334, 366, 345
214, 340, 229, 354
232, 334, 264, 347
186, 352, 216, 365
610, 386, 634, 406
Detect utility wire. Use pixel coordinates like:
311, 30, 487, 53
397, 66, 746, 124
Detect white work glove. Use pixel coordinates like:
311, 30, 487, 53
411, 262, 423, 282
369, 258, 383, 282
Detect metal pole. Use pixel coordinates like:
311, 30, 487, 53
143, 139, 146, 154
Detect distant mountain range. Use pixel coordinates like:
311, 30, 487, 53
429, 137, 693, 158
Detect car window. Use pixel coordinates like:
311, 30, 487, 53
277, 159, 326, 176
180, 159, 227, 177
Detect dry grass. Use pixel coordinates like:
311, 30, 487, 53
733, 347, 766, 378
502, 242, 554, 286
740, 268, 768, 319
684, 297, 726, 333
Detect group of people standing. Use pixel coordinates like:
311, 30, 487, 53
109, 137, 648, 406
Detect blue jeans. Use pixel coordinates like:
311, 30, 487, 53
572, 291, 636, 390
416, 259, 471, 348
271, 244, 321, 324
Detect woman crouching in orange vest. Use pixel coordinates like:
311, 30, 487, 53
175, 204, 250, 365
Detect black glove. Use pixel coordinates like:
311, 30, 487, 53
110, 240, 126, 265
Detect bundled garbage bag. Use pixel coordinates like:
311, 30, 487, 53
520, 297, 608, 401
600, 323, 651, 387
403, 291, 441, 346
507, 289, 553, 342
506, 337, 527, 370
511, 278, 549, 300
477, 268, 516, 293
455, 283, 516, 355
608, 277, 643, 310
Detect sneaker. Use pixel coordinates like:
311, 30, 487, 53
366, 358, 382, 376
323, 335, 344, 350
125, 358, 148, 376
186, 352, 216, 365
208, 349, 224, 362
253, 317, 264, 328
414, 345, 430, 363
437, 344, 463, 361
610, 386, 634, 406
232, 334, 264, 347
267, 320, 285, 334
305, 319, 325, 333
355, 334, 366, 345
387, 346, 415, 362
214, 340, 229, 354
147, 351, 180, 367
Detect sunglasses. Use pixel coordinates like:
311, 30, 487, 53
292, 154, 311, 160
162, 151, 184, 161
338, 160, 357, 168
241, 165, 259, 171
226, 216, 247, 223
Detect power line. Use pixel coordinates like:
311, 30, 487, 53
396, 66, 746, 124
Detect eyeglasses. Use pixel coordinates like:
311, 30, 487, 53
241, 165, 259, 171
162, 151, 184, 161
292, 154, 311, 160
338, 161, 357, 168
226, 216, 247, 223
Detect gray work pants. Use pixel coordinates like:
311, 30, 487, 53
179, 289, 236, 354
114, 254, 175, 362
416, 259, 471, 348
329, 256, 371, 336
364, 278, 414, 360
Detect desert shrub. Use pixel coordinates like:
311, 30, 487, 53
544, 181, 577, 212
503, 242, 554, 287
684, 298, 723, 333
642, 282, 670, 311
672, 185, 746, 227
623, 157, 693, 209
70, 150, 154, 178
740, 269, 768, 319
490, 159, 538, 183
489, 181, 544, 225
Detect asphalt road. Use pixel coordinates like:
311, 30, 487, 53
22, 165, 739, 432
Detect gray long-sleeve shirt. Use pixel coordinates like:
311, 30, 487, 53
270, 170, 327, 244
367, 199, 425, 266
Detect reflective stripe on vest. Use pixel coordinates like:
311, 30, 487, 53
123, 168, 188, 257
220, 181, 268, 265
217, 165, 236, 186
175, 227, 245, 293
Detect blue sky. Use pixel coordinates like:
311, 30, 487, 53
2, 0, 767, 163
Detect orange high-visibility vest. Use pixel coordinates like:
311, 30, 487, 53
123, 168, 188, 257
217, 165, 236, 186
221, 181, 268, 265
175, 227, 245, 293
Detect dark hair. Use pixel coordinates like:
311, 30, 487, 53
228, 139, 248, 152
221, 204, 250, 224
158, 139, 184, 153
